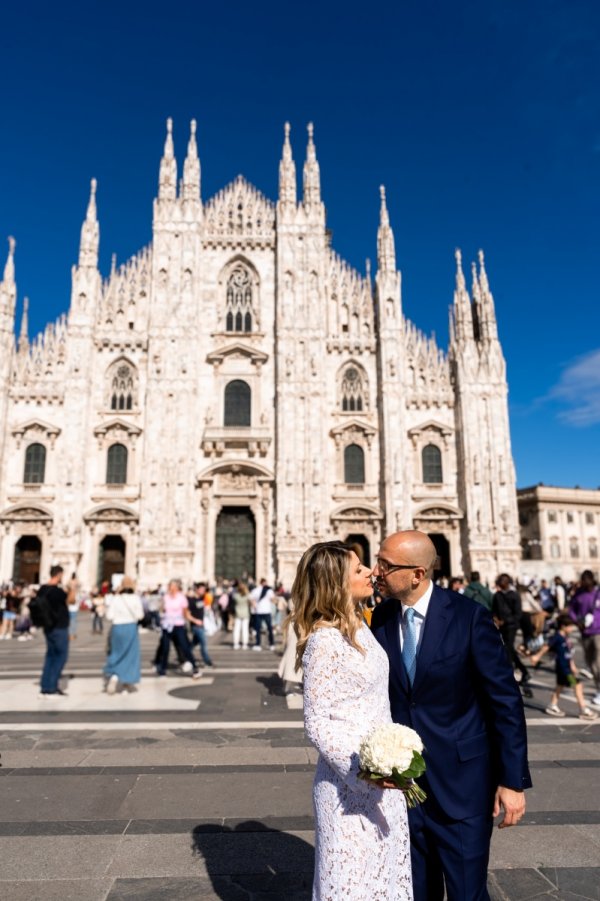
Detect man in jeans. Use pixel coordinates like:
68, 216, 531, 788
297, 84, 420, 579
251, 579, 275, 651
187, 583, 214, 668
39, 565, 75, 698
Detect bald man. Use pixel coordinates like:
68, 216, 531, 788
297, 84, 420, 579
371, 531, 531, 901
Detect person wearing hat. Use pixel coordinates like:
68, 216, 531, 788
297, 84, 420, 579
103, 576, 144, 694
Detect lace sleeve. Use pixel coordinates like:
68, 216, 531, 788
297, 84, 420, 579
303, 629, 371, 794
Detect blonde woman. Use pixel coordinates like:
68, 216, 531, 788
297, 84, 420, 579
293, 541, 412, 900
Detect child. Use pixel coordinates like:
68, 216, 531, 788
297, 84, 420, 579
530, 613, 597, 720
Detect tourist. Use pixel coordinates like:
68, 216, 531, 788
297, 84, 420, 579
187, 583, 214, 667
463, 571, 493, 611
38, 565, 75, 698
530, 613, 598, 720
250, 579, 275, 651
568, 570, 600, 710
493, 573, 531, 686
294, 540, 412, 899
231, 582, 251, 650
371, 531, 531, 900
155, 579, 202, 678
103, 576, 144, 694
0, 583, 22, 640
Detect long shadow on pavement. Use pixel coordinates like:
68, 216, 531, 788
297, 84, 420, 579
191, 819, 314, 900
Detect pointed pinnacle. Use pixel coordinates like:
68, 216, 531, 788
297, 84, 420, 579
379, 185, 389, 225
164, 117, 174, 157
478, 249, 489, 291
3, 236, 16, 283
455, 248, 466, 291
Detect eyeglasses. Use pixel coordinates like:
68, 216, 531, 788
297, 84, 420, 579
375, 559, 421, 576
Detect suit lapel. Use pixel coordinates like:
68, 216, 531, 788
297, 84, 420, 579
412, 586, 452, 696
384, 603, 410, 695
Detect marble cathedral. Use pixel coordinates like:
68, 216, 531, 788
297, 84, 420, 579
0, 120, 521, 588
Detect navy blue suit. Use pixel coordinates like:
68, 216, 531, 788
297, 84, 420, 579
371, 586, 531, 900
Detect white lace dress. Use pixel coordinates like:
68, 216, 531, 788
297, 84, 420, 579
303, 625, 412, 900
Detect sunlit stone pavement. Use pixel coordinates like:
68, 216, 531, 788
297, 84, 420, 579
0, 623, 599, 900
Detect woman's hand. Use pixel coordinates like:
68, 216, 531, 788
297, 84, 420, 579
362, 775, 402, 790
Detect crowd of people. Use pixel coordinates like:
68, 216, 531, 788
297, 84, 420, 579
1, 566, 598, 714
0, 570, 297, 697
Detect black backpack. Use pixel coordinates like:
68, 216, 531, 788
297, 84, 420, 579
29, 586, 56, 630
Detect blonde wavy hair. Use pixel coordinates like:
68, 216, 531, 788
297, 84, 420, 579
292, 541, 364, 670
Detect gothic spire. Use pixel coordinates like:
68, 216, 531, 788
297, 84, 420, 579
451, 248, 473, 343
158, 117, 177, 201
302, 122, 321, 207
182, 118, 201, 201
476, 249, 498, 341
377, 185, 396, 273
3, 236, 15, 285
278, 122, 296, 206
78, 179, 99, 268
19, 296, 29, 348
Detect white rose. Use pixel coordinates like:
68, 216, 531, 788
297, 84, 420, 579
359, 723, 424, 776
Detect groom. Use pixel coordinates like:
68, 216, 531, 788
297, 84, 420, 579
371, 531, 531, 901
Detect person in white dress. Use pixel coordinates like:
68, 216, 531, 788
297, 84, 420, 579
292, 541, 413, 900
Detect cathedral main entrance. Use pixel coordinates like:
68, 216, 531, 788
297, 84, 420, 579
345, 533, 371, 566
13, 536, 42, 584
215, 507, 255, 582
98, 535, 126, 587
428, 533, 451, 581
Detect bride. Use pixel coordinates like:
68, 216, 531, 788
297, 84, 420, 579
292, 541, 412, 900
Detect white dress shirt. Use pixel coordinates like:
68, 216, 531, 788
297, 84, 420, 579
399, 580, 434, 653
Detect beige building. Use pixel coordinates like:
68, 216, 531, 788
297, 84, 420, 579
517, 485, 600, 582
0, 119, 521, 589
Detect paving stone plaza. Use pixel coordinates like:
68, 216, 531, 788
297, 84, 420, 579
0, 625, 599, 900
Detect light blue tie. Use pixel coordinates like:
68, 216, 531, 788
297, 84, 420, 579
402, 607, 417, 685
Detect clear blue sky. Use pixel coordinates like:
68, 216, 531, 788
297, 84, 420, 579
1, 0, 599, 488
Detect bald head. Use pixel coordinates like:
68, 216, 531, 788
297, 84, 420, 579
373, 530, 438, 605
382, 531, 438, 577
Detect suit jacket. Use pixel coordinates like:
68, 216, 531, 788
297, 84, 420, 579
371, 585, 532, 819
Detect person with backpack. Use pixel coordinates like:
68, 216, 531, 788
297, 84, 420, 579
36, 565, 76, 698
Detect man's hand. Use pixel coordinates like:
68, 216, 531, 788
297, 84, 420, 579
493, 786, 526, 828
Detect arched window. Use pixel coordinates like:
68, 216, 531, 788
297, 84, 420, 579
344, 444, 365, 484
224, 380, 251, 427
570, 540, 580, 559
24, 443, 46, 484
422, 444, 443, 483
225, 265, 255, 333
106, 443, 128, 484
550, 540, 561, 559
341, 366, 366, 412
589, 541, 598, 559
108, 360, 136, 411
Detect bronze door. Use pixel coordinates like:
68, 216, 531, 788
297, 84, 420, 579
215, 507, 255, 582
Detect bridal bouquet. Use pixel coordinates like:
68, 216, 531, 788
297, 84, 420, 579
358, 723, 427, 808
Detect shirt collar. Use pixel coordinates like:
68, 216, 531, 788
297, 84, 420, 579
401, 580, 434, 619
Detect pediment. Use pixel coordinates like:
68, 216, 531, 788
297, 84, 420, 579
11, 419, 61, 448
330, 418, 376, 439
331, 503, 383, 521
204, 175, 275, 240
414, 503, 462, 519
407, 419, 453, 438
0, 504, 53, 522
83, 504, 138, 523
206, 343, 268, 367
93, 418, 142, 437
